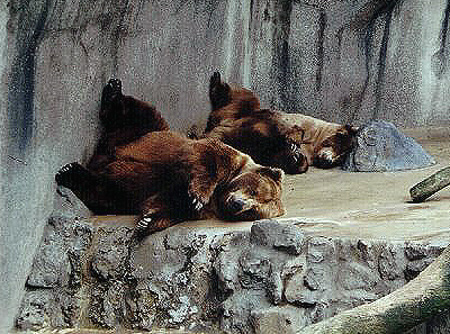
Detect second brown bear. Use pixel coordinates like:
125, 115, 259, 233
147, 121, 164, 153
205, 72, 357, 172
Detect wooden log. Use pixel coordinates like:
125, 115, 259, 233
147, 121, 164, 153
409, 166, 450, 203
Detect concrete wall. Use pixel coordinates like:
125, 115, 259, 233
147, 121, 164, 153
2, 0, 450, 332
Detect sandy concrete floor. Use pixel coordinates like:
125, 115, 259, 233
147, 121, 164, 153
93, 127, 450, 245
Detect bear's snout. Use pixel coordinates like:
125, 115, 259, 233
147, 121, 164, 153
227, 197, 246, 212
224, 193, 253, 215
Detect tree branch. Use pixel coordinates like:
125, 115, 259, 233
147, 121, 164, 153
410, 166, 450, 203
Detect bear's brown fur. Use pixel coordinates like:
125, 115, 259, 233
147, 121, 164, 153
56, 131, 284, 234
279, 113, 357, 168
205, 72, 309, 174
205, 72, 356, 171
88, 79, 169, 173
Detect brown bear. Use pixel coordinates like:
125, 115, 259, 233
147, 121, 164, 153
205, 72, 309, 174
88, 78, 169, 173
205, 72, 357, 171
56, 131, 285, 235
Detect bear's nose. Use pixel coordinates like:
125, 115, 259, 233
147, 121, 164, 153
228, 197, 246, 212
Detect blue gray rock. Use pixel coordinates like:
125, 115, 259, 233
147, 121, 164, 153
343, 120, 435, 172
15, 216, 93, 330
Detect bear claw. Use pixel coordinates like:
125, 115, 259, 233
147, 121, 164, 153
55, 162, 86, 188
106, 78, 121, 91
189, 195, 204, 212
102, 79, 122, 104
192, 197, 204, 212
136, 216, 152, 230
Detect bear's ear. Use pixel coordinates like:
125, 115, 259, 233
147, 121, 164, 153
344, 124, 359, 136
257, 167, 284, 182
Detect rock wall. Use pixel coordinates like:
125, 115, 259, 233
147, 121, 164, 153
2, 0, 450, 332
15, 218, 447, 333
248, 0, 450, 127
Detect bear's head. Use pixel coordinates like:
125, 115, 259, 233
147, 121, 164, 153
314, 125, 358, 168
214, 166, 285, 221
209, 72, 260, 114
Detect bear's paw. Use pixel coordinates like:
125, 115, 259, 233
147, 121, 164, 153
55, 162, 89, 189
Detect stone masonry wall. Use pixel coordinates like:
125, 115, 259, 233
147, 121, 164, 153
15, 217, 446, 333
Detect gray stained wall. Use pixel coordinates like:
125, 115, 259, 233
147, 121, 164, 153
1, 0, 450, 332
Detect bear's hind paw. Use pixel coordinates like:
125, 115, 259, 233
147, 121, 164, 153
283, 143, 309, 174
102, 79, 122, 103
55, 162, 88, 189
136, 216, 152, 230
134, 215, 178, 237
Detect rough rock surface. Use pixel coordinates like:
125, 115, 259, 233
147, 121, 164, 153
15, 216, 93, 330
343, 120, 435, 172
15, 217, 446, 333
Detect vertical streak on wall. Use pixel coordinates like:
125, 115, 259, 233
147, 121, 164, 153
373, 6, 394, 118
7, 0, 50, 156
273, 0, 292, 110
360, 1, 400, 121
110, 0, 130, 77
242, 0, 253, 87
223, 0, 237, 80
315, 10, 326, 92
0, 2, 8, 332
434, 0, 450, 77
426, 0, 450, 124
358, 16, 375, 120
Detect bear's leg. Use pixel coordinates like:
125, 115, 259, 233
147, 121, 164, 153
99, 79, 124, 131
55, 162, 134, 214
208, 71, 231, 113
272, 142, 309, 174
135, 194, 185, 236
187, 141, 249, 211
275, 125, 309, 174
188, 168, 219, 211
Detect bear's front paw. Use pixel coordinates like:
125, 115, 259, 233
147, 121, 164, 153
55, 162, 88, 189
284, 142, 308, 174
191, 196, 204, 212
134, 215, 175, 237
188, 193, 205, 212
135, 216, 153, 233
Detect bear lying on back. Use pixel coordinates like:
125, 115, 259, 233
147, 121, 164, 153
205, 72, 308, 174
56, 131, 285, 234
56, 78, 284, 234
88, 78, 169, 173
205, 72, 357, 172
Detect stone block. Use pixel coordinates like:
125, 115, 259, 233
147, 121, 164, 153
251, 306, 308, 334
251, 220, 306, 255
343, 120, 435, 172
